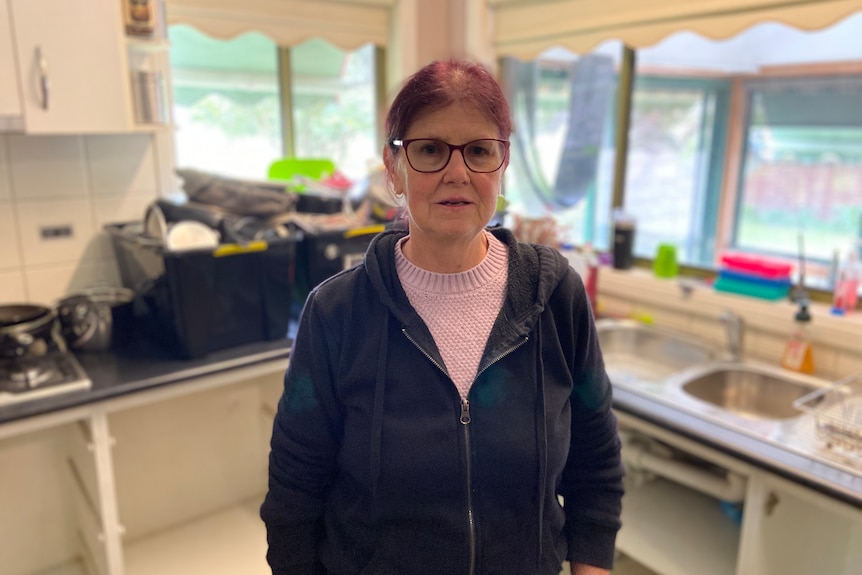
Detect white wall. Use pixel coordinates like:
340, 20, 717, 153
0, 134, 161, 306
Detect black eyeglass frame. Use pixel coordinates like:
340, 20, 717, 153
390, 138, 510, 173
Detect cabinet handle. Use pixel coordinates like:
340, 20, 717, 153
764, 490, 781, 516
36, 45, 50, 110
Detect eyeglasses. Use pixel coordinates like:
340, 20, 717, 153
391, 138, 509, 173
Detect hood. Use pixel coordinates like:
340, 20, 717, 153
362, 226, 574, 569
362, 226, 571, 336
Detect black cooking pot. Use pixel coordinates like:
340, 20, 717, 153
57, 287, 134, 352
0, 304, 60, 358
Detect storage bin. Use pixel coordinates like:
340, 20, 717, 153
292, 224, 386, 306
106, 222, 297, 358
713, 275, 789, 301
719, 253, 792, 280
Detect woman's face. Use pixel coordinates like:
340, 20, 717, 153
388, 102, 508, 251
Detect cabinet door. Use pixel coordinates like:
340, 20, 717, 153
0, 0, 21, 117
9, 0, 132, 133
739, 472, 862, 575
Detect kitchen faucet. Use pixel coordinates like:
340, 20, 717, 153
720, 310, 745, 361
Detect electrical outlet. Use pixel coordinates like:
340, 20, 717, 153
40, 225, 73, 239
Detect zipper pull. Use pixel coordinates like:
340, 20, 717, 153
460, 398, 471, 424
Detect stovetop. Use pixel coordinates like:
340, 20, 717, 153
0, 352, 92, 406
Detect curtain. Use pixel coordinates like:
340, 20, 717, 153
503, 53, 617, 210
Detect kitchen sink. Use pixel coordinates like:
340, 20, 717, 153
596, 319, 721, 386
680, 364, 822, 420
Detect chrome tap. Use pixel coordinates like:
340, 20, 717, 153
720, 310, 745, 361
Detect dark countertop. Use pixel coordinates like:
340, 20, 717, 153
1, 332, 858, 507
0, 335, 291, 425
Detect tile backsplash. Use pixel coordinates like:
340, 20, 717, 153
0, 133, 160, 306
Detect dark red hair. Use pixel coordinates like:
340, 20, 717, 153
384, 59, 512, 149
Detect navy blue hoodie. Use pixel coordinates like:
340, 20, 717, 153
261, 227, 623, 575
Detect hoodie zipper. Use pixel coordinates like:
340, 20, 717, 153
404, 328, 529, 575
460, 397, 476, 575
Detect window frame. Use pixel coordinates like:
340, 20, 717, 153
612, 56, 862, 305
628, 74, 731, 265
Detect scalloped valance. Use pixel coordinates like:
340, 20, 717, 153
492, 0, 862, 58
166, 0, 393, 50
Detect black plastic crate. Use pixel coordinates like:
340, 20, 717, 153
106, 222, 297, 359
292, 224, 385, 306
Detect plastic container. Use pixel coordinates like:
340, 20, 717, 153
268, 158, 336, 182
612, 209, 635, 270
130, 71, 169, 125
831, 252, 859, 315
719, 253, 792, 280
293, 225, 384, 308
714, 274, 790, 301
781, 302, 815, 374
106, 222, 298, 358
653, 243, 678, 278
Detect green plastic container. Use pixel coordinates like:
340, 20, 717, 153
268, 158, 336, 182
714, 276, 789, 300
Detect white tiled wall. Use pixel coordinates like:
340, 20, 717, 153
0, 133, 160, 306
598, 268, 862, 381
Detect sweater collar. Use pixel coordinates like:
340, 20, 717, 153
394, 231, 508, 295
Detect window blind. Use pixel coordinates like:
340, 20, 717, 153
491, 0, 862, 58
166, 0, 392, 49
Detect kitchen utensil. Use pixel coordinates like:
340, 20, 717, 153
57, 287, 134, 352
144, 202, 168, 244
165, 220, 220, 252
0, 304, 62, 358
794, 371, 862, 460
131, 70, 169, 124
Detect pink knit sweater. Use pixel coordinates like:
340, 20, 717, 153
395, 232, 508, 399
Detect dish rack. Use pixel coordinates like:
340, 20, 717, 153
794, 372, 862, 458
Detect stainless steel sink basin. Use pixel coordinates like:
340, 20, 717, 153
680, 364, 821, 420
597, 319, 720, 386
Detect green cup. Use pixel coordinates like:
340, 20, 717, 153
653, 243, 679, 278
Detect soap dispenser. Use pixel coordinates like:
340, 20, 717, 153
780, 301, 814, 374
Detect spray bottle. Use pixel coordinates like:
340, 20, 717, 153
831, 251, 859, 315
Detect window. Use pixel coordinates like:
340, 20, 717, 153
625, 76, 728, 265
290, 40, 378, 180
169, 26, 379, 181
506, 11, 862, 297
502, 43, 621, 250
169, 25, 281, 180
736, 75, 862, 288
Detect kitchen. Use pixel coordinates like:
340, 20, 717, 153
1, 1, 862, 575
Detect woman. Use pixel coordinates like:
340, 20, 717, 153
261, 59, 623, 575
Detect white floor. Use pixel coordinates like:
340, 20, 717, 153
39, 500, 658, 575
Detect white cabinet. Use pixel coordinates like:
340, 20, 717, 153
2, 375, 859, 575
739, 471, 862, 575
616, 411, 862, 575
0, 0, 22, 122
0, 360, 285, 575
4, 0, 156, 134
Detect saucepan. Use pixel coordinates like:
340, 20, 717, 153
0, 304, 61, 358
57, 287, 135, 352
